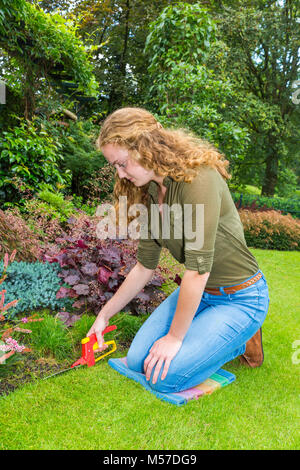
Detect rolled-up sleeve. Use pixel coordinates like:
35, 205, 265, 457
137, 237, 162, 270
181, 166, 223, 274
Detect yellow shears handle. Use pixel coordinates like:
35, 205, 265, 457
93, 340, 117, 362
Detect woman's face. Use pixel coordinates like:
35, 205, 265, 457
101, 143, 157, 187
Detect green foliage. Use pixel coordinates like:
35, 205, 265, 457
145, 2, 217, 67
55, 120, 108, 198
0, 260, 72, 317
145, 3, 250, 167
70, 195, 99, 217
70, 314, 95, 346
204, 2, 300, 195
28, 314, 73, 360
113, 312, 146, 345
0, 120, 71, 208
232, 192, 300, 219
35, 186, 78, 222
275, 167, 298, 198
32, 118, 113, 203
21, 200, 67, 227
0, 0, 98, 93
0, 0, 98, 125
73, 0, 184, 113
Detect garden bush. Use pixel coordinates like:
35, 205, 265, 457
0, 120, 71, 208
239, 209, 300, 251
54, 120, 111, 200
0, 209, 42, 262
42, 215, 171, 316
46, 235, 168, 316
15, 184, 81, 234
36, 186, 78, 222
18, 199, 68, 243
0, 260, 72, 317
232, 192, 300, 218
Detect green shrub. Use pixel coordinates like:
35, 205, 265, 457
57, 120, 108, 199
232, 192, 300, 218
0, 208, 42, 262
36, 186, 78, 222
69, 195, 99, 216
29, 315, 73, 360
0, 120, 71, 209
17, 185, 78, 225
239, 209, 300, 250
0, 260, 72, 317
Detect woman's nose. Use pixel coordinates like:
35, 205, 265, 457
117, 167, 127, 179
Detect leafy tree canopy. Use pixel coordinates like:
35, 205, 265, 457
0, 0, 98, 118
204, 0, 300, 195
144, 2, 250, 177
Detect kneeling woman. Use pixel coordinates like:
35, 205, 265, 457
88, 107, 270, 393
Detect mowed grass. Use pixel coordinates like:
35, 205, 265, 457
0, 249, 299, 450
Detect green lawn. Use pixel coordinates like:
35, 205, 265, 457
0, 249, 299, 450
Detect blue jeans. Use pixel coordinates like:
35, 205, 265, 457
127, 269, 270, 393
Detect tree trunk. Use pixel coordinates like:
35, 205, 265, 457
120, 0, 130, 80
23, 68, 36, 121
261, 141, 279, 196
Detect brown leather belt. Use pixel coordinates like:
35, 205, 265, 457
204, 272, 262, 295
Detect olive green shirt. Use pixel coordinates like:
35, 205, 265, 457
137, 165, 259, 288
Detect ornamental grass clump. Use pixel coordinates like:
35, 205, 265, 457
69, 314, 95, 345
28, 315, 73, 361
112, 312, 146, 347
239, 209, 300, 250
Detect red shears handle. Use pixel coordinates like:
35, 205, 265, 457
71, 325, 117, 368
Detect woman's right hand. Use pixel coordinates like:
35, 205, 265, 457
87, 315, 109, 352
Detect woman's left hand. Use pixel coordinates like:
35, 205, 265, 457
144, 333, 183, 384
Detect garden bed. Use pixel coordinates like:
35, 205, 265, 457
0, 352, 70, 397
0, 308, 146, 398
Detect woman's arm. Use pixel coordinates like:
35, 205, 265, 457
144, 270, 210, 383
168, 270, 210, 340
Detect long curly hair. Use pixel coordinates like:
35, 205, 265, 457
96, 107, 231, 226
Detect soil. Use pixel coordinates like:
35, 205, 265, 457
0, 353, 71, 397
0, 341, 129, 398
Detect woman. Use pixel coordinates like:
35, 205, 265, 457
87, 107, 270, 394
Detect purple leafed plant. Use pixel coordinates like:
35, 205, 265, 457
43, 232, 168, 317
